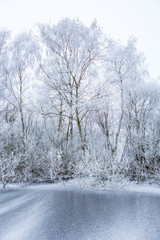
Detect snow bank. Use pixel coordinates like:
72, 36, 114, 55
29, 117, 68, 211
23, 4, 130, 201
1, 178, 160, 194
122, 180, 160, 194
22, 177, 160, 195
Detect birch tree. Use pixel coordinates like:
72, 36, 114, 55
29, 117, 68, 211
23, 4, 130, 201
38, 18, 110, 174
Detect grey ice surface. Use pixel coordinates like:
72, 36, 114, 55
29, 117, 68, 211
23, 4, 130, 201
0, 186, 160, 240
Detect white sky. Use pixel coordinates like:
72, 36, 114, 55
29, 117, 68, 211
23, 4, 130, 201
0, 0, 159, 79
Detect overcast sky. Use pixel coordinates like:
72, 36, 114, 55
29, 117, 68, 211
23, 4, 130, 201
0, 0, 159, 79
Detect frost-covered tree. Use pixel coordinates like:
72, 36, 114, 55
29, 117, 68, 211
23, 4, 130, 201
0, 19, 160, 186
38, 18, 111, 175
3, 32, 39, 149
0, 32, 47, 184
90, 37, 149, 180
124, 83, 160, 180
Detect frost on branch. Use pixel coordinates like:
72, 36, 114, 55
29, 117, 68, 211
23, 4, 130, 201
0, 20, 160, 187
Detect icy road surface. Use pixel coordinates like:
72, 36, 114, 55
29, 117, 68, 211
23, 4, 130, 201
0, 184, 160, 240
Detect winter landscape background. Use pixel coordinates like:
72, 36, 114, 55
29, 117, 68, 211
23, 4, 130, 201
0, 17, 160, 187
0, 1, 160, 240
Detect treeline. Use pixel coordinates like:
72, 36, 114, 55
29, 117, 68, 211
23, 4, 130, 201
0, 18, 160, 187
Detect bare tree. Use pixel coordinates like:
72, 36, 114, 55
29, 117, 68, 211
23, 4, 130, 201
38, 18, 110, 172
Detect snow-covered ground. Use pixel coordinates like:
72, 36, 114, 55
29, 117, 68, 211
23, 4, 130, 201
1, 177, 160, 194
26, 177, 160, 195
1, 179, 160, 240
0, 188, 45, 240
